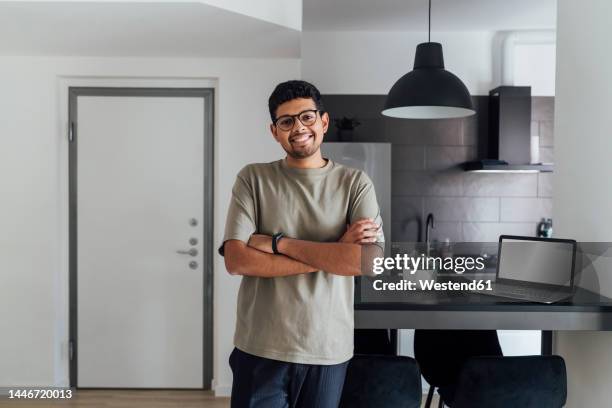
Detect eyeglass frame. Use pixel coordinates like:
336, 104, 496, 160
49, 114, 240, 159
273, 109, 324, 131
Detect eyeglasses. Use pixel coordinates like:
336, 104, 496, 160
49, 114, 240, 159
274, 109, 320, 131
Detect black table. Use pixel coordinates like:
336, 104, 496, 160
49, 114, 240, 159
354, 285, 612, 354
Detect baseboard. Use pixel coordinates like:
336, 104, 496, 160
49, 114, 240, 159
213, 384, 231, 397
213, 382, 426, 398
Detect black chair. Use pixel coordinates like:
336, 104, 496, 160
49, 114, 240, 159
414, 330, 503, 407
452, 355, 567, 408
340, 354, 422, 408
354, 329, 396, 355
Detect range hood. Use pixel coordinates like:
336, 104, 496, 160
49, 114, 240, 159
463, 86, 553, 173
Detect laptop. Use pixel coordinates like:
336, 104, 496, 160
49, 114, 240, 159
473, 235, 577, 304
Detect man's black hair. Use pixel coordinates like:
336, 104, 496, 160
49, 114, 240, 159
268, 80, 325, 122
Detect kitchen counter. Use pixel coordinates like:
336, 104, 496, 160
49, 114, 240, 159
354, 284, 612, 356
356, 285, 612, 312
354, 284, 612, 354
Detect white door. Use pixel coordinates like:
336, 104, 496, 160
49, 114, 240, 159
75, 92, 207, 388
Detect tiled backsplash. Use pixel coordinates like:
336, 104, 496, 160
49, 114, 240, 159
322, 95, 554, 243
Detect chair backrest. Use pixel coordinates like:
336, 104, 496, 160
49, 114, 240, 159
452, 355, 567, 408
339, 354, 422, 408
354, 329, 395, 355
414, 329, 503, 387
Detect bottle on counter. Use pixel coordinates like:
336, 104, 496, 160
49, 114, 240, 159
545, 218, 553, 238
537, 218, 553, 237
440, 238, 453, 259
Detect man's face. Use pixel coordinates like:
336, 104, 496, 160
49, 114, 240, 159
270, 98, 329, 159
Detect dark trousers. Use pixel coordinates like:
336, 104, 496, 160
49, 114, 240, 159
229, 347, 349, 408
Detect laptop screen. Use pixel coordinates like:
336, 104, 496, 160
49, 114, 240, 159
498, 237, 576, 287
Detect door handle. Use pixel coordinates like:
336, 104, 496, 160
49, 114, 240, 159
176, 248, 198, 257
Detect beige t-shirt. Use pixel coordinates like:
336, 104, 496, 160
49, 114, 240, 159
221, 158, 384, 365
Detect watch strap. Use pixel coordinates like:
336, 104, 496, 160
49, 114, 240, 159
272, 232, 284, 254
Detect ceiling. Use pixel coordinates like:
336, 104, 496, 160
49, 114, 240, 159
0, 2, 300, 57
303, 0, 557, 31
0, 0, 556, 57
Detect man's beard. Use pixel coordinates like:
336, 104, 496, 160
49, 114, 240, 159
283, 142, 320, 159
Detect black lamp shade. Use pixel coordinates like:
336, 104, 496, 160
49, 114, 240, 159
383, 42, 475, 119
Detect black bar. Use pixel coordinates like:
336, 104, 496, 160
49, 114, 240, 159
541, 330, 553, 355
389, 329, 398, 355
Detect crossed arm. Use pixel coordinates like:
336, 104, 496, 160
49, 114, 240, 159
223, 219, 382, 277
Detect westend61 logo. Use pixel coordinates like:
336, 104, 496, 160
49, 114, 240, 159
369, 254, 492, 292
372, 254, 486, 275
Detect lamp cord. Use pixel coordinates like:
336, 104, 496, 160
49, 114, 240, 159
428, 0, 431, 42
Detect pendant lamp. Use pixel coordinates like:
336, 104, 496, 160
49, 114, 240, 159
382, 0, 475, 119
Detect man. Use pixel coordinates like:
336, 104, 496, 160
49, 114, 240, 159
219, 80, 384, 407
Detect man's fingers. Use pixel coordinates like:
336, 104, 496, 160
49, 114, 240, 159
352, 218, 374, 226
358, 237, 378, 244
350, 221, 379, 231
358, 230, 378, 239
357, 228, 378, 237
342, 220, 380, 244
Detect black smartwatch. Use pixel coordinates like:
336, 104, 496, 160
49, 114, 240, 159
272, 232, 284, 254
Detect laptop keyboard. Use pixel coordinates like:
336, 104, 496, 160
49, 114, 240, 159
492, 282, 568, 302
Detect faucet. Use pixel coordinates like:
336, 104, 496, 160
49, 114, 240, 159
425, 213, 435, 256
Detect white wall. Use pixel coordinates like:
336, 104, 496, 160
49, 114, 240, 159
553, 0, 612, 405
201, 0, 302, 31
10, 0, 302, 32
302, 31, 496, 95
493, 30, 556, 96
0, 56, 300, 395
303, 30, 557, 97
513, 42, 556, 96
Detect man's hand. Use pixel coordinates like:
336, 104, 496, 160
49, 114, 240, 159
339, 218, 380, 244
247, 234, 274, 254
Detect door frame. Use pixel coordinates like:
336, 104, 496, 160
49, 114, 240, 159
68, 87, 214, 389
